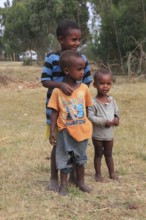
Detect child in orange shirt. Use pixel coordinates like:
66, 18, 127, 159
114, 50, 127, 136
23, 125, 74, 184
48, 50, 92, 195
41, 20, 92, 192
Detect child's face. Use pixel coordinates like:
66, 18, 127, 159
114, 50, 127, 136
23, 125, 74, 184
65, 57, 85, 81
93, 74, 112, 95
59, 28, 81, 51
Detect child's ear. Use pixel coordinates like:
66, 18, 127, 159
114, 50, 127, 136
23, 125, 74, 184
63, 67, 69, 75
58, 36, 64, 44
93, 82, 96, 88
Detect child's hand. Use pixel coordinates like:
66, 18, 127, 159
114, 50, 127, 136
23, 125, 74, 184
49, 135, 56, 145
112, 117, 119, 126
105, 120, 113, 128
59, 82, 73, 95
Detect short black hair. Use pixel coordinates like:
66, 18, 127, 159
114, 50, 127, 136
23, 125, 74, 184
94, 69, 112, 81
56, 20, 80, 38
59, 50, 83, 69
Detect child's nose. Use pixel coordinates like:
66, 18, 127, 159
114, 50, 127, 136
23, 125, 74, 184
104, 84, 109, 88
76, 40, 80, 45
81, 69, 84, 75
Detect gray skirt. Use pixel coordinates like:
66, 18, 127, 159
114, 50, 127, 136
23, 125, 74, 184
56, 129, 88, 170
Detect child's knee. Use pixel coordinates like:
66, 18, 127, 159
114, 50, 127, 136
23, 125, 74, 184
104, 151, 112, 158
95, 151, 103, 158
74, 155, 87, 166
61, 167, 73, 174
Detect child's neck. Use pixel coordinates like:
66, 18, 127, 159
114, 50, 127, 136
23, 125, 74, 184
96, 94, 109, 103
63, 76, 80, 89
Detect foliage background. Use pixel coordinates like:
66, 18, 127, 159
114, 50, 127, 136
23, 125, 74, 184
0, 0, 146, 76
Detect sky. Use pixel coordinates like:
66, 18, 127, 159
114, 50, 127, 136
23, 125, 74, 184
87, 2, 100, 32
0, 0, 12, 8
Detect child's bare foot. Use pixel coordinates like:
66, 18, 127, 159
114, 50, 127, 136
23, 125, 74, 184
76, 182, 92, 193
48, 178, 59, 192
109, 173, 119, 180
95, 174, 103, 182
59, 184, 68, 196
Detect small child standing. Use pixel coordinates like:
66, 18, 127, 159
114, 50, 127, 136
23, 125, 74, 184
48, 50, 92, 195
88, 69, 119, 182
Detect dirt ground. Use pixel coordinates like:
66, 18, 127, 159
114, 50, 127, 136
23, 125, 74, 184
0, 61, 146, 220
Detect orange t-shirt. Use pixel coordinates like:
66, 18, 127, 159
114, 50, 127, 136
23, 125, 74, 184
48, 84, 93, 142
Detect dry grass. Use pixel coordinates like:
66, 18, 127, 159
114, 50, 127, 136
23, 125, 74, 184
0, 62, 146, 220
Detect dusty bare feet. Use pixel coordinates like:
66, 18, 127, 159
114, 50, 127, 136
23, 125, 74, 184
109, 173, 119, 180
48, 178, 59, 192
59, 184, 68, 196
76, 182, 92, 193
95, 174, 103, 182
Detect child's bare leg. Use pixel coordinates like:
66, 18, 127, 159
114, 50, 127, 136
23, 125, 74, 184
92, 139, 104, 182
94, 158, 103, 182
49, 145, 59, 191
75, 164, 91, 193
60, 170, 68, 196
104, 140, 118, 180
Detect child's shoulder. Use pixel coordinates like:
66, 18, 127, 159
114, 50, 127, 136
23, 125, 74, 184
45, 51, 60, 61
81, 83, 87, 87
108, 95, 116, 102
92, 96, 113, 103
92, 97, 97, 103
81, 53, 87, 61
53, 87, 60, 93
108, 95, 113, 100
80, 83, 89, 90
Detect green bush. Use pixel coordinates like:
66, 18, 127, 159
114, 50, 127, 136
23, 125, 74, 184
23, 58, 33, 66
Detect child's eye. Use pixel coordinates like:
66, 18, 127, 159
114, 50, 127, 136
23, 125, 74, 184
72, 38, 81, 42
99, 82, 104, 85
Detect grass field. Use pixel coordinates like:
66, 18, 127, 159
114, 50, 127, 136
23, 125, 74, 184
0, 62, 146, 220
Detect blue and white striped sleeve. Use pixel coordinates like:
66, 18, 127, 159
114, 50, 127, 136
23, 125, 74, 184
41, 54, 53, 82
82, 54, 92, 85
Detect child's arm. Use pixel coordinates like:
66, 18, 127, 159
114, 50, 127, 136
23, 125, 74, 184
42, 81, 73, 95
88, 106, 108, 128
112, 99, 120, 126
112, 115, 119, 126
47, 88, 59, 145
49, 109, 59, 145
105, 120, 113, 128
41, 53, 73, 95
82, 54, 92, 86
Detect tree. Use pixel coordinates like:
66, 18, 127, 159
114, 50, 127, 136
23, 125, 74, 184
89, 0, 146, 74
1, 0, 90, 59
3, 2, 31, 57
